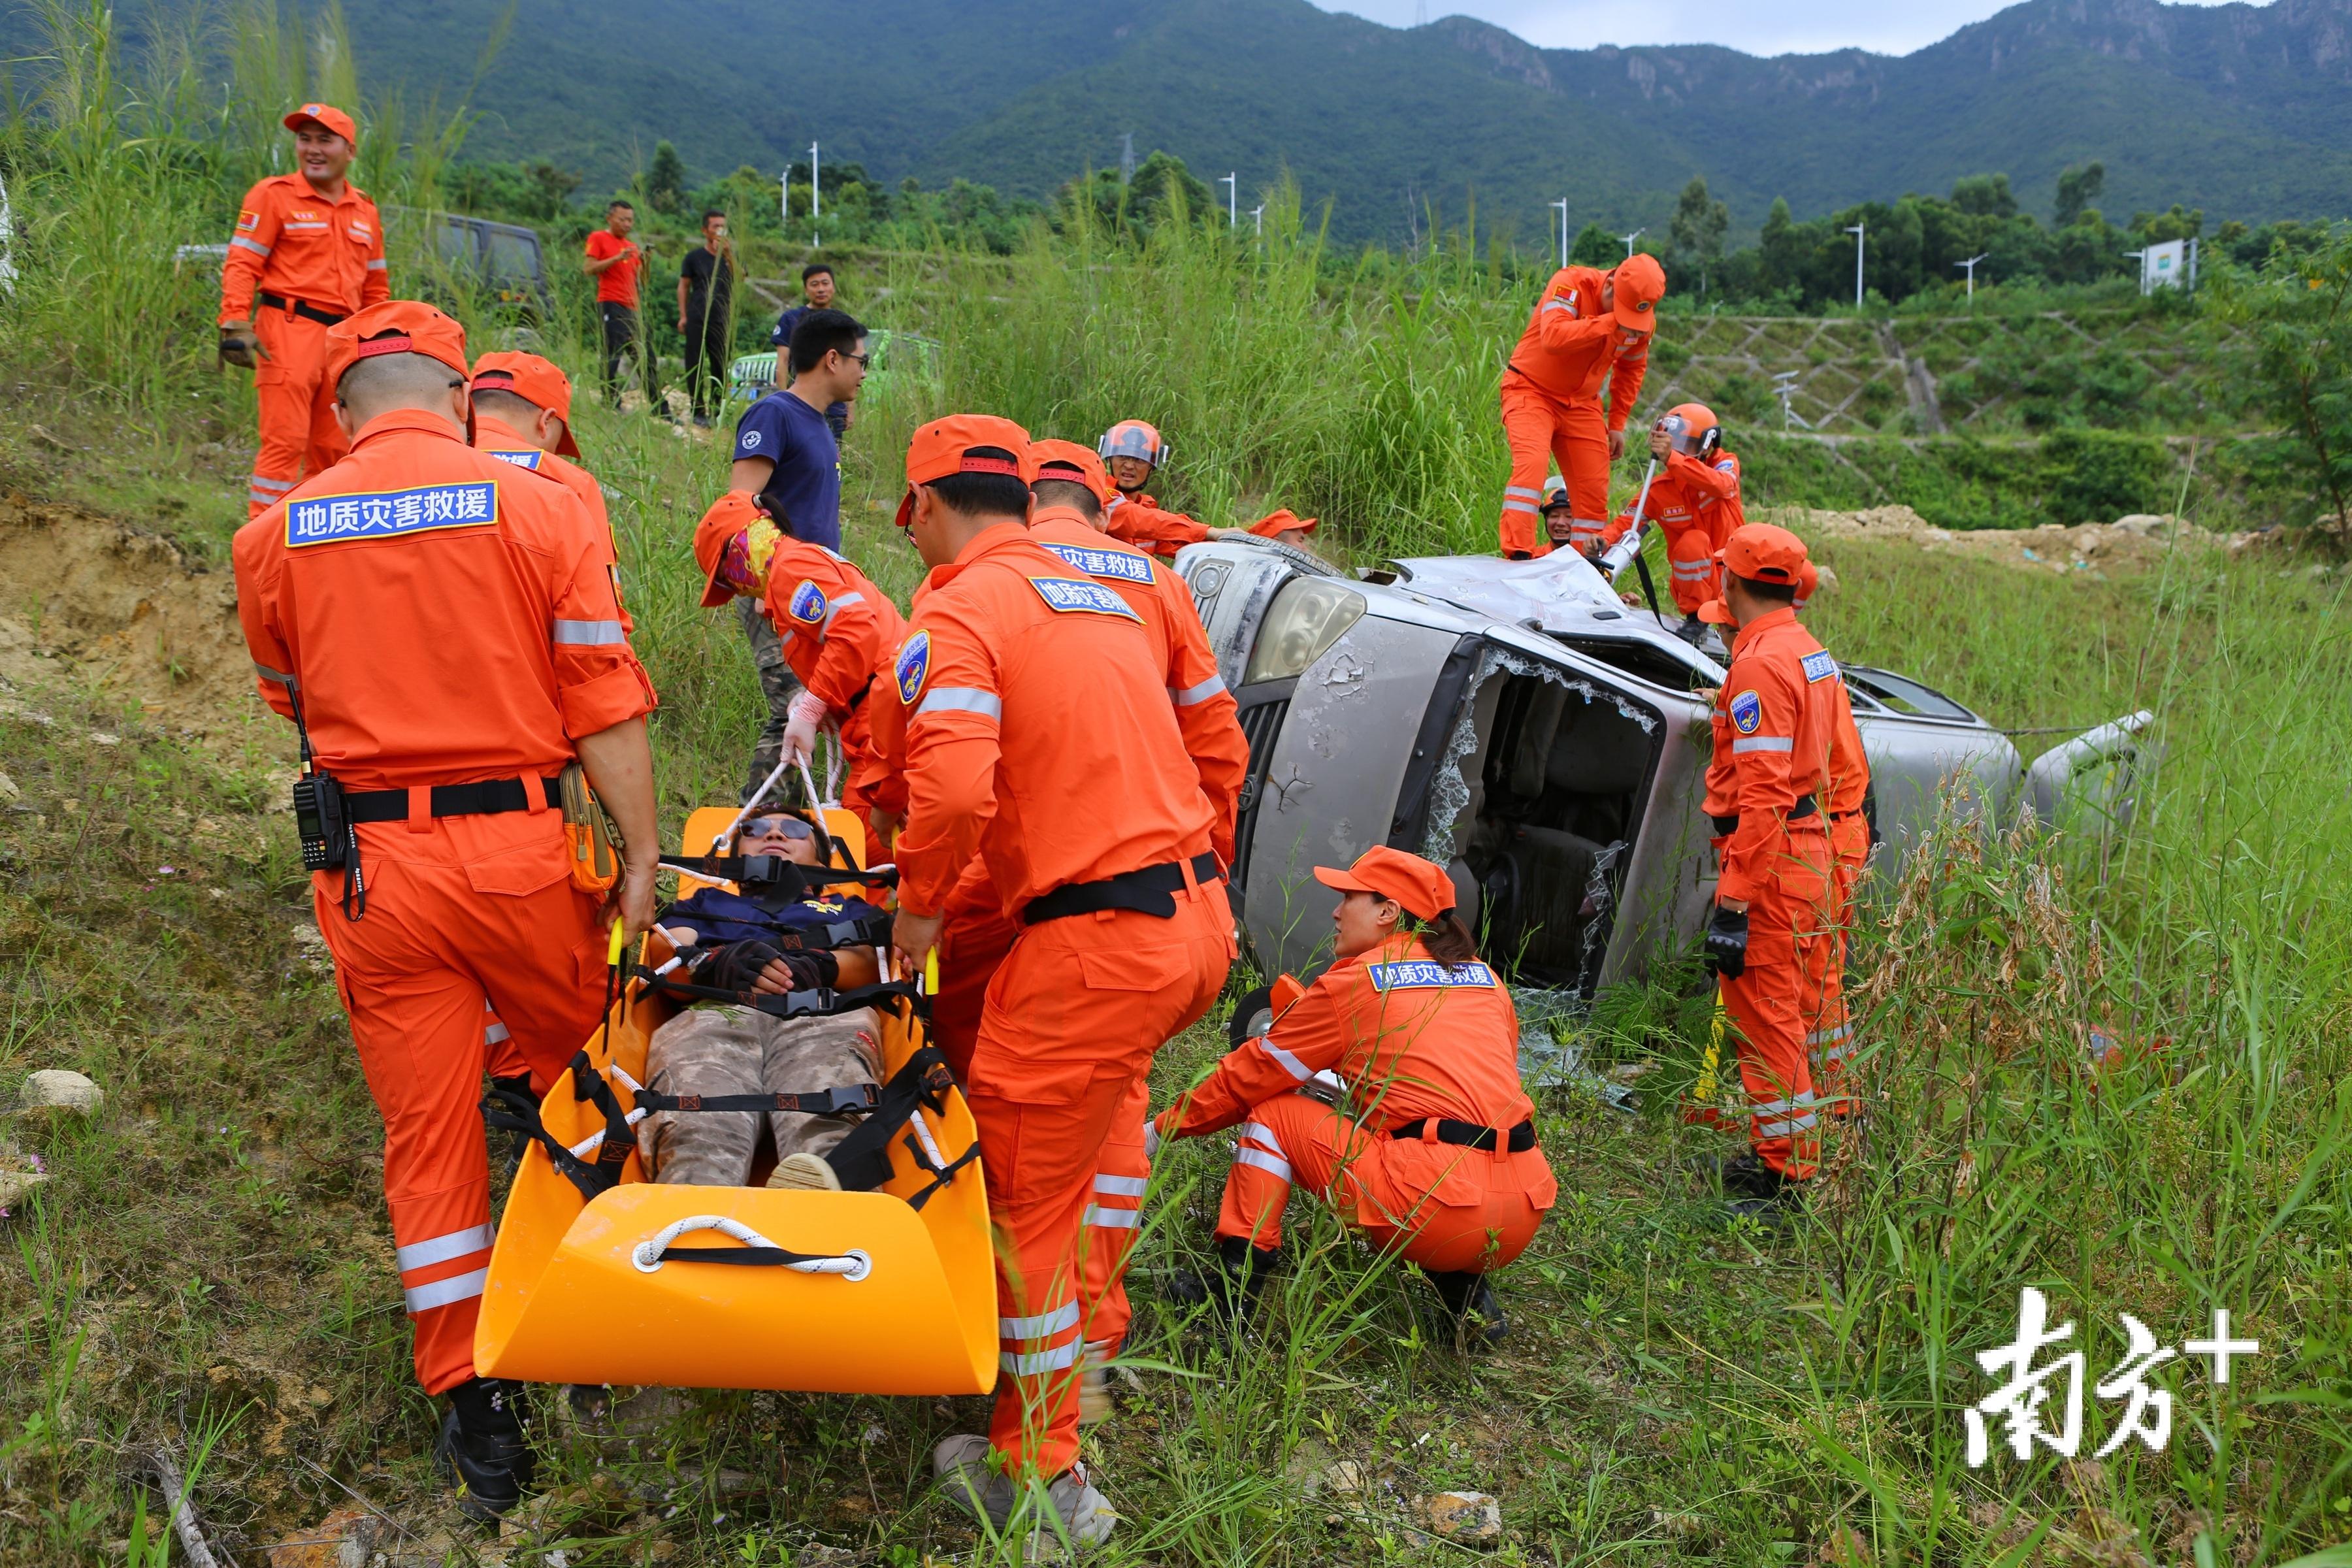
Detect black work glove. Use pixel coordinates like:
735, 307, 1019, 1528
702, 939, 782, 993
218, 326, 259, 370
1704, 904, 1749, 979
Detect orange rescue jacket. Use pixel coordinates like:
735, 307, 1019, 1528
221, 172, 389, 323
1704, 607, 1840, 904
1602, 449, 1744, 612
1504, 265, 1651, 429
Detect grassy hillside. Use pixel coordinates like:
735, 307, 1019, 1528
41, 0, 2352, 243
1, 22, 2348, 1565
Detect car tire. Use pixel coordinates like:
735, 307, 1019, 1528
1228, 983, 1276, 1049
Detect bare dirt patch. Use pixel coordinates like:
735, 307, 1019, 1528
0, 494, 256, 738
1756, 504, 2260, 579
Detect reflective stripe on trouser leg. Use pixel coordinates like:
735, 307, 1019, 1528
1716, 853, 1830, 1181
1077, 1075, 1151, 1352
1213, 1116, 1297, 1250
248, 311, 343, 519
972, 892, 1231, 1477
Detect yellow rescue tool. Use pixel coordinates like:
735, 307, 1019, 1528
474, 806, 997, 1394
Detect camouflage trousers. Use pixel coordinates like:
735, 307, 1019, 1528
739, 598, 804, 804
640, 1004, 882, 1186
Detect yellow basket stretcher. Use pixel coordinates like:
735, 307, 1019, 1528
473, 806, 998, 1395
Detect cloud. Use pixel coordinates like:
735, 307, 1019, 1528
1315, 0, 2236, 59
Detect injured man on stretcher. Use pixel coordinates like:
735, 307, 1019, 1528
646, 808, 889, 1193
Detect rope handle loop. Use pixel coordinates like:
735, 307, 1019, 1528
629, 1214, 872, 1280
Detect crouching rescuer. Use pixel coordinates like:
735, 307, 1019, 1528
1153, 847, 1557, 1343
231, 301, 660, 1519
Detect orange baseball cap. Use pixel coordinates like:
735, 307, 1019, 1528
283, 102, 357, 144
692, 491, 766, 608
1313, 845, 1458, 923
471, 351, 580, 457
1026, 438, 1112, 504
1714, 521, 1810, 586
1611, 253, 1666, 331
896, 414, 1032, 529
323, 300, 470, 391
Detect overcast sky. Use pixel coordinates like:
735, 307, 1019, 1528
1313, 0, 2240, 59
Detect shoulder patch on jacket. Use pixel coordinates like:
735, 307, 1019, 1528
1037, 540, 1154, 584
894, 630, 930, 705
1367, 960, 1497, 991
1729, 689, 1763, 734
285, 481, 498, 547
1027, 576, 1142, 622
485, 448, 544, 470
787, 579, 828, 625
1801, 650, 1838, 683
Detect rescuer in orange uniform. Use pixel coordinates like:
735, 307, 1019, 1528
470, 353, 609, 541
1495, 253, 1665, 558
220, 104, 391, 519
1792, 563, 1871, 1119
1154, 847, 1555, 1342
889, 416, 1233, 1546
1694, 524, 1840, 1215
690, 491, 907, 840
231, 301, 659, 1519
1596, 402, 1745, 632
1026, 437, 1250, 1409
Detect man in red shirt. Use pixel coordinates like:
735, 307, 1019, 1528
218, 103, 389, 518
582, 200, 659, 409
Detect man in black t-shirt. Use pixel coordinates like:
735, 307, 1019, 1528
678, 209, 738, 426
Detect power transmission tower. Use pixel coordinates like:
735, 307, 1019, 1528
1414, 1, 1428, 24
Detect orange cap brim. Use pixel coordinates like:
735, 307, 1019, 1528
1612, 300, 1656, 332
554, 422, 581, 460
1698, 598, 1735, 627
1313, 865, 1377, 897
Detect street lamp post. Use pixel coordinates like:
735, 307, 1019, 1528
1251, 203, 1266, 237
1620, 226, 1643, 257
1219, 172, 1237, 229
1955, 251, 1989, 305
1549, 198, 1568, 269
1846, 222, 1866, 307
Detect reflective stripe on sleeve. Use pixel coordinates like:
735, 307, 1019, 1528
1260, 1039, 1313, 1081
485, 1020, 511, 1046
403, 1267, 489, 1313
1170, 674, 1226, 706
915, 687, 1002, 721
395, 1224, 496, 1273
1541, 298, 1575, 314
553, 618, 626, 645
1733, 736, 1794, 753
365, 257, 387, 270
229, 236, 272, 257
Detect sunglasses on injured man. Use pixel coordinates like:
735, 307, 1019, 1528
738, 815, 816, 844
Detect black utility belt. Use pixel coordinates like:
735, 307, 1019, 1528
256, 289, 348, 326
1023, 852, 1221, 926
1388, 1117, 1536, 1153
344, 776, 564, 825
1709, 793, 1818, 836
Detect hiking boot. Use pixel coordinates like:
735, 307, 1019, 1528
1673, 615, 1709, 648
933, 1434, 1119, 1549
1424, 1269, 1511, 1346
1162, 1236, 1278, 1325
1695, 1149, 1786, 1200
1727, 1179, 1808, 1227
769, 1151, 843, 1191
435, 1377, 534, 1522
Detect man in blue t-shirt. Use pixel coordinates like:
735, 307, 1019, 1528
728, 307, 868, 798
770, 263, 851, 439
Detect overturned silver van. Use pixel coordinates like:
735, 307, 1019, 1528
1173, 538, 2148, 996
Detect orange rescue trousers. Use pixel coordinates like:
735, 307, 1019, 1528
1497, 371, 1610, 556
1717, 823, 1837, 1180
246, 306, 350, 518
1806, 813, 1871, 1118
971, 885, 1233, 1478
316, 813, 612, 1396
1213, 1092, 1549, 1272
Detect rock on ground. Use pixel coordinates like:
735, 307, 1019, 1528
1418, 1490, 1503, 1544
19, 1068, 104, 1114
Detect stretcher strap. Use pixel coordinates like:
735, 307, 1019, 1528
630, 1215, 872, 1279
568, 1047, 639, 1188
630, 1082, 879, 1116
823, 1043, 962, 1194
897, 1107, 983, 1213
634, 972, 922, 1022
482, 1079, 617, 1204
657, 854, 898, 898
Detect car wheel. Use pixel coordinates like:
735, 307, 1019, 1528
1228, 983, 1276, 1049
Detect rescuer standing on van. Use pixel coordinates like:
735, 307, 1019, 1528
1695, 523, 1840, 1216
232, 301, 659, 1522
888, 415, 1233, 1548
1495, 253, 1665, 558
219, 103, 389, 518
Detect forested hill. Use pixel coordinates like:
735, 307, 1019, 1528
80, 0, 2352, 240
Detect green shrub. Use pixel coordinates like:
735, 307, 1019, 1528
2044, 428, 2170, 522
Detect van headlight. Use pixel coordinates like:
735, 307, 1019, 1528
1243, 578, 1365, 685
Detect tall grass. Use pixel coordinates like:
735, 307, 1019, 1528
0, 7, 2345, 1565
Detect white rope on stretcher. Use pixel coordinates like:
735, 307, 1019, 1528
907, 1107, 949, 1171
629, 1215, 872, 1279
